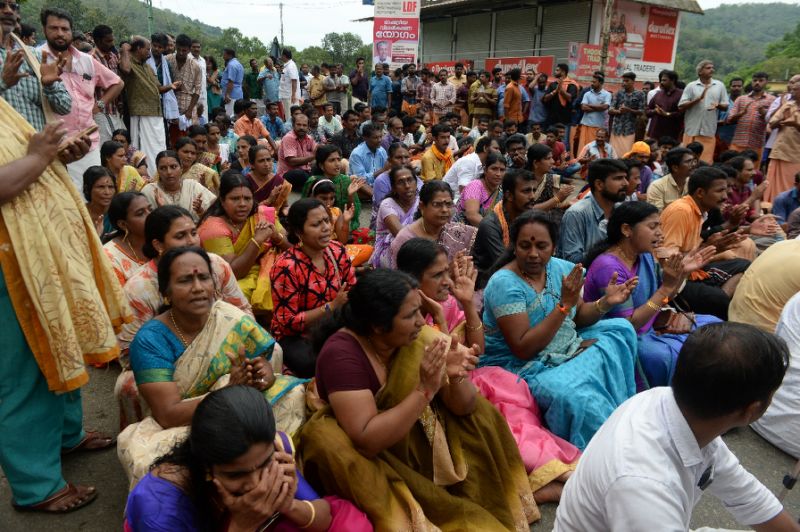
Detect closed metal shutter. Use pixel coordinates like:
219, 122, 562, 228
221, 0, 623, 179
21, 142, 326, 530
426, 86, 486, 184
454, 13, 492, 70
493, 7, 538, 57
421, 19, 453, 64
540, 2, 592, 63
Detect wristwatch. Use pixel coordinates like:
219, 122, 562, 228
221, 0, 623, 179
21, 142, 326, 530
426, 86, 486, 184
96, 100, 106, 113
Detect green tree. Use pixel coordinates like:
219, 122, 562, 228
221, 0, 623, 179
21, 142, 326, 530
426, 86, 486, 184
321, 32, 364, 68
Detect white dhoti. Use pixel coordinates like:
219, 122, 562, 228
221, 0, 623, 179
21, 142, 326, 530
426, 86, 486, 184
66, 147, 102, 192
93, 112, 125, 144
130, 115, 166, 176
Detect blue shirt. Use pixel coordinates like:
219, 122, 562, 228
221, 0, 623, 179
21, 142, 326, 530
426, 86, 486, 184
260, 115, 285, 140
772, 188, 800, 224
559, 194, 608, 263
496, 84, 506, 118
349, 142, 388, 185
580, 89, 612, 128
369, 75, 392, 108
529, 85, 549, 124
258, 68, 281, 102
221, 58, 244, 100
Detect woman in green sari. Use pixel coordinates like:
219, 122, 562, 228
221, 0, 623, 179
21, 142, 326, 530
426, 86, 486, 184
117, 247, 307, 489
301, 144, 367, 232
297, 269, 539, 531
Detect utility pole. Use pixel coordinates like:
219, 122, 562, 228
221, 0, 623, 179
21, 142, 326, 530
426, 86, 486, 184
279, 2, 284, 48
599, 0, 615, 77
146, 0, 154, 37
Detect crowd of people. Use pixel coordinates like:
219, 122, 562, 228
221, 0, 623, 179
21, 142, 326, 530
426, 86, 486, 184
1, 3, 800, 530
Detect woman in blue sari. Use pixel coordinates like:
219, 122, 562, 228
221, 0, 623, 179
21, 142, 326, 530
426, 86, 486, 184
583, 201, 719, 388
480, 210, 639, 450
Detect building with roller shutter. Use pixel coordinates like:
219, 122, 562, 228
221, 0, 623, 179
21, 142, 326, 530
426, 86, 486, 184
419, 0, 702, 79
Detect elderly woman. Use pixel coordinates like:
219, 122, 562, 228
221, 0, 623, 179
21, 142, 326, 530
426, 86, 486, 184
270, 199, 357, 378
198, 172, 290, 313
103, 192, 152, 286
126, 385, 371, 531
370, 165, 419, 268
141, 151, 216, 217
100, 140, 147, 192
389, 180, 477, 268
117, 247, 307, 488
83, 165, 117, 238
480, 210, 639, 450
297, 269, 539, 530
584, 201, 719, 387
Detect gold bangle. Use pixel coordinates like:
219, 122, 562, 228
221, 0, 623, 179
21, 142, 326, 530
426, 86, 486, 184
298, 500, 316, 529
594, 299, 609, 314
646, 299, 662, 312
465, 322, 483, 332
250, 237, 262, 251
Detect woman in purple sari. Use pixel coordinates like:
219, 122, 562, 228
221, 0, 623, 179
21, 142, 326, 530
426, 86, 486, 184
583, 201, 719, 387
370, 165, 419, 268
125, 386, 371, 531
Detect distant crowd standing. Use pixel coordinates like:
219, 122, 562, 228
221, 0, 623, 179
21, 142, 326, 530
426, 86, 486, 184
1, 3, 800, 531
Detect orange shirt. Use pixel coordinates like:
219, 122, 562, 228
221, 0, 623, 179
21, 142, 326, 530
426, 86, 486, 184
234, 115, 270, 139
659, 195, 703, 255
503, 81, 523, 123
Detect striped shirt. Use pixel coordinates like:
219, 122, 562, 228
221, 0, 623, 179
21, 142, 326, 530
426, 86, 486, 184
730, 92, 775, 149
0, 46, 72, 131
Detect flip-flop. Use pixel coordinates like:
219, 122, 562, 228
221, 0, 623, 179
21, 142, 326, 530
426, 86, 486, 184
61, 431, 116, 455
12, 483, 97, 513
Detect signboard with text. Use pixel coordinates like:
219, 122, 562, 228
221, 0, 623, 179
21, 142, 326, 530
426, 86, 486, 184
373, 0, 421, 71
423, 60, 474, 77
568, 0, 680, 82
484, 56, 555, 77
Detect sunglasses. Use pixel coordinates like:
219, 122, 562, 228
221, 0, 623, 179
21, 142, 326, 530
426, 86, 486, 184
0, 1, 20, 10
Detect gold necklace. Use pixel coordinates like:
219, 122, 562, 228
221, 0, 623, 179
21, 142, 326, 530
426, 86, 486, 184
364, 336, 389, 372
169, 310, 190, 346
225, 216, 244, 233
123, 235, 142, 263
420, 219, 438, 239
614, 245, 637, 264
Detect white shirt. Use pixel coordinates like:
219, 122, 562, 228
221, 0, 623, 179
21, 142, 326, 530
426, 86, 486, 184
193, 54, 208, 120
279, 59, 300, 101
751, 291, 800, 458
443, 151, 482, 202
555, 387, 783, 532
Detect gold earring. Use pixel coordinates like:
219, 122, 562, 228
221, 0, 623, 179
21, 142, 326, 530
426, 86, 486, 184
297, 239, 303, 248
164, 295, 171, 305
205, 470, 212, 481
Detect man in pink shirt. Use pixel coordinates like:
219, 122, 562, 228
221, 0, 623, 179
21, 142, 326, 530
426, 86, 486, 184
277, 113, 316, 190
40, 8, 123, 190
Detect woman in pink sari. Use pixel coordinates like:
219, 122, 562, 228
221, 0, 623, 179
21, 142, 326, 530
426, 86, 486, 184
396, 237, 580, 503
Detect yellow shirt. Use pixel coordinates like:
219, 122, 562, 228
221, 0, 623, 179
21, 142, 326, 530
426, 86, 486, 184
420, 148, 448, 181
646, 173, 688, 211
729, 239, 800, 332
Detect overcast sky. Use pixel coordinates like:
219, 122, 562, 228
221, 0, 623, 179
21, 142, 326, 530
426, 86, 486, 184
160, 0, 790, 50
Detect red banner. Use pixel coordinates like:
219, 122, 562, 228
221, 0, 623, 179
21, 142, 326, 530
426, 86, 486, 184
484, 56, 555, 76
423, 60, 474, 77
643, 7, 679, 63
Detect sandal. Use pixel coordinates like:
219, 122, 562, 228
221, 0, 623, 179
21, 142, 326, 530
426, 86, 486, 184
61, 431, 116, 455
12, 483, 97, 513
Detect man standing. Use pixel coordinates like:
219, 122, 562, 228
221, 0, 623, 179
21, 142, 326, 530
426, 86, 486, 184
527, 72, 548, 131
277, 112, 315, 190
555, 323, 797, 532
221, 47, 244, 118
401, 63, 420, 116
559, 159, 628, 263
258, 57, 280, 110
40, 7, 123, 189
165, 34, 202, 142
190, 39, 207, 122
678, 60, 729, 164
120, 37, 169, 176
0, 0, 71, 131
727, 71, 775, 161
577, 73, 611, 155
278, 48, 299, 119
90, 24, 124, 142
416, 68, 433, 118
308, 65, 327, 113
608, 71, 645, 156
324, 63, 348, 116
646, 69, 683, 141
469, 70, 497, 125
368, 62, 392, 111
431, 69, 456, 122
542, 63, 579, 136
349, 56, 369, 105
148, 33, 179, 141
448, 62, 466, 90
243, 58, 263, 113
503, 68, 524, 126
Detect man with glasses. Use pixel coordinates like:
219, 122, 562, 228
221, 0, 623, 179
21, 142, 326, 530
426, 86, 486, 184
0, 0, 71, 131
647, 147, 696, 211
504, 133, 528, 170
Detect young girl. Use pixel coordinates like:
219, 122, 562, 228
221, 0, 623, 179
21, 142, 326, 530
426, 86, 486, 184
310, 179, 373, 267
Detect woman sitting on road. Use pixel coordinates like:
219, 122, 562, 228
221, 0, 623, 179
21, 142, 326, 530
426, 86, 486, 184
117, 247, 306, 488
141, 151, 216, 218
103, 192, 152, 286
100, 140, 147, 193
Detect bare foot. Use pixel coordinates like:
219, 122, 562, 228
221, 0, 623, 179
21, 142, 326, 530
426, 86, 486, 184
533, 481, 563, 504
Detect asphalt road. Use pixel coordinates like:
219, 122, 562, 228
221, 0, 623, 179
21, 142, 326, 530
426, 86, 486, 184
1, 364, 798, 531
